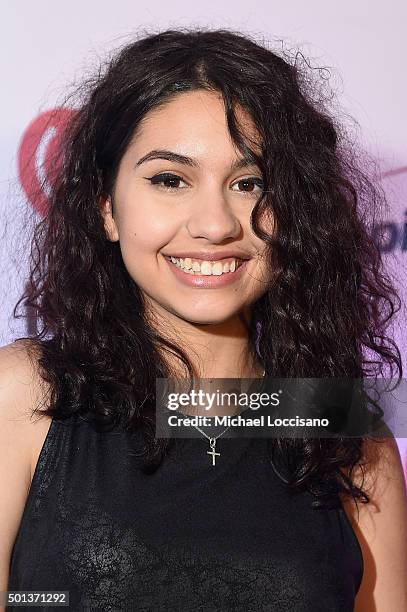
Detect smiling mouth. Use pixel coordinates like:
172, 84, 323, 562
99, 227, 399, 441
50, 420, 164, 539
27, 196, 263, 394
164, 255, 246, 276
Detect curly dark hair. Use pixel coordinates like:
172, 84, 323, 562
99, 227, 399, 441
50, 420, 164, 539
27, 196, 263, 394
12, 27, 402, 511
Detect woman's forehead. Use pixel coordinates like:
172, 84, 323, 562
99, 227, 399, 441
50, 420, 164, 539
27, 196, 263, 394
127, 90, 262, 162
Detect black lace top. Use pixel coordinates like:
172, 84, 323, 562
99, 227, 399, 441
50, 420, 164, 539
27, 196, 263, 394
7, 412, 363, 611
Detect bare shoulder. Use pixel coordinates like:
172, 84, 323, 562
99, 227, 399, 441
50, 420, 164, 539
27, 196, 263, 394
342, 436, 407, 611
0, 340, 53, 592
0, 340, 53, 480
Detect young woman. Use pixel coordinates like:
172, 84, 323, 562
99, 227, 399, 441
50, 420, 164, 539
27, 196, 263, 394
1, 28, 406, 611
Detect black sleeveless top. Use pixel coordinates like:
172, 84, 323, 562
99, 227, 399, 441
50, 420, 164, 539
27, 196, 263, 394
7, 412, 363, 611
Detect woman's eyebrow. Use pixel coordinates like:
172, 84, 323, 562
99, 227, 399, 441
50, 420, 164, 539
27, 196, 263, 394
134, 149, 259, 171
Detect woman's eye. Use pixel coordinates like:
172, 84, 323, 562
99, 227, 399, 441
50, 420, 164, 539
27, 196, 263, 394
144, 173, 263, 194
231, 178, 264, 194
145, 173, 189, 190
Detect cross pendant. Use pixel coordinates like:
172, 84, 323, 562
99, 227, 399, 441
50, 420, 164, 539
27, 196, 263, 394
207, 438, 220, 466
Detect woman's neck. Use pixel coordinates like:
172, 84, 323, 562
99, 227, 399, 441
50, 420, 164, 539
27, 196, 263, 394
147, 302, 263, 379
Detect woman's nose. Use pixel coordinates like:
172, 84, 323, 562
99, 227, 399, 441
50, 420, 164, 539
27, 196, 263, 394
185, 187, 241, 243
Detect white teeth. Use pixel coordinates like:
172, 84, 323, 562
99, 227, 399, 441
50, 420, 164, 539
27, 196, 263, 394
200, 261, 212, 275
169, 256, 242, 276
212, 262, 223, 276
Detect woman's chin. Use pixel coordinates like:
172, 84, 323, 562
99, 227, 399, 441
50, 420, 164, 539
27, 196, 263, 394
169, 306, 242, 326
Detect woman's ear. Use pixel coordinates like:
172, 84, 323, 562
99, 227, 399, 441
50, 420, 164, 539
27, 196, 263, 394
99, 195, 119, 242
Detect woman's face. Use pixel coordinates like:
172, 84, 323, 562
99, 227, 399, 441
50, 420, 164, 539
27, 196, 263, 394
101, 89, 272, 325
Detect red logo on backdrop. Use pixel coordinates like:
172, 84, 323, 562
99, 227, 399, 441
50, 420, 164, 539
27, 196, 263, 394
18, 108, 75, 217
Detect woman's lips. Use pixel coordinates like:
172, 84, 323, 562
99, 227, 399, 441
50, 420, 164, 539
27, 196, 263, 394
164, 255, 248, 288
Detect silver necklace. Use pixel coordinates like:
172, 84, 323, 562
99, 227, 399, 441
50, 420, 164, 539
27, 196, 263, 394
193, 367, 266, 466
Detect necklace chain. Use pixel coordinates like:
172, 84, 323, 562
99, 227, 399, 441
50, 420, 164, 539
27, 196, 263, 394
192, 366, 265, 466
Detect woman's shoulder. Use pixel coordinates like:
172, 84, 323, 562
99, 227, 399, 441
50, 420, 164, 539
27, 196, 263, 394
0, 340, 54, 591
0, 340, 53, 482
341, 435, 407, 610
0, 339, 52, 416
